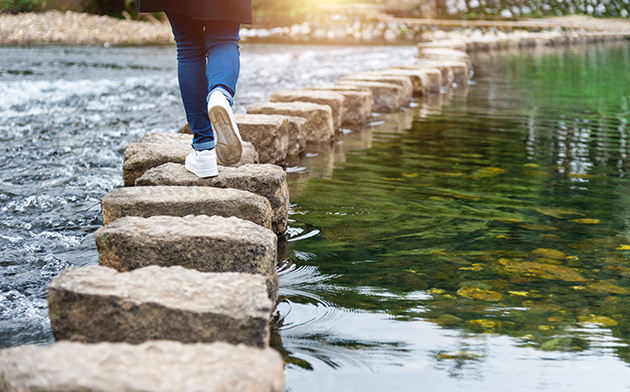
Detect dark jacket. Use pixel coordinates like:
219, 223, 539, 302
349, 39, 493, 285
137, 0, 252, 24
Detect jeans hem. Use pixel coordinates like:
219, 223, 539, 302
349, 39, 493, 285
192, 141, 215, 151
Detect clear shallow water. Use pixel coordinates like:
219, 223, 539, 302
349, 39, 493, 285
281, 42, 630, 391
3, 40, 630, 391
0, 43, 416, 348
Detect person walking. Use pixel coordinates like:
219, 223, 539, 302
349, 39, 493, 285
136, 0, 252, 177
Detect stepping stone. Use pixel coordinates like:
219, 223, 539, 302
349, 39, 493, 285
246, 101, 334, 143
49, 265, 273, 346
122, 133, 259, 187
305, 85, 373, 126
135, 163, 289, 235
417, 47, 471, 67
0, 340, 284, 392
95, 215, 279, 300
412, 60, 470, 86
282, 115, 308, 155
336, 80, 404, 113
101, 186, 272, 230
269, 89, 345, 129
233, 114, 288, 164
377, 68, 442, 95
339, 73, 412, 103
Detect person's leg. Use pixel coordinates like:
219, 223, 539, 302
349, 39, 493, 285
203, 21, 243, 165
203, 20, 241, 104
166, 11, 215, 152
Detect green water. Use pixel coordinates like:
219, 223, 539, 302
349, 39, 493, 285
280, 42, 630, 391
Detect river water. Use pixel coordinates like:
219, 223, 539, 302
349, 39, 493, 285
2, 41, 630, 391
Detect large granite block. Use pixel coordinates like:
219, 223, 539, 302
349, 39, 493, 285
378, 68, 442, 95
135, 163, 289, 235
246, 101, 334, 143
49, 266, 273, 346
269, 89, 345, 129
234, 114, 289, 164
339, 73, 412, 104
305, 85, 373, 125
408, 60, 470, 86
122, 133, 258, 186
95, 215, 279, 300
101, 186, 272, 230
0, 341, 284, 392
417, 47, 472, 67
336, 80, 404, 113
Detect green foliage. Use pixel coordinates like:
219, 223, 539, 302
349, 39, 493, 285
0, 0, 47, 13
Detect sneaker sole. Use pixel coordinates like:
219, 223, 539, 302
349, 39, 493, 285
209, 105, 242, 166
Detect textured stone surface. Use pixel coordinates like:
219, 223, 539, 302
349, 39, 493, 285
101, 186, 272, 230
269, 89, 345, 129
122, 133, 258, 186
136, 163, 289, 235
417, 60, 469, 86
418, 47, 472, 67
246, 101, 334, 143
0, 341, 284, 392
306, 85, 373, 125
402, 60, 470, 87
282, 115, 308, 155
336, 80, 404, 113
95, 215, 278, 300
378, 68, 443, 95
49, 266, 273, 346
340, 73, 412, 104
234, 114, 289, 164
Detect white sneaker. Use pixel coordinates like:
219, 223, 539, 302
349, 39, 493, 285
208, 90, 243, 166
185, 149, 218, 178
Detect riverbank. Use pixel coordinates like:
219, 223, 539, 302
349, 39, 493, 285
0, 10, 173, 46
2, 10, 630, 47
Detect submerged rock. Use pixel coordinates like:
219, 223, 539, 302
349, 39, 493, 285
531, 248, 566, 260
457, 286, 502, 301
497, 258, 586, 282
0, 341, 284, 392
49, 266, 273, 346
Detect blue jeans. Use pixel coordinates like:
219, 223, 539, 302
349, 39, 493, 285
166, 12, 241, 151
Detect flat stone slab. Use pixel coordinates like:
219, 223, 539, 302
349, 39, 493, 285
269, 89, 344, 129
122, 133, 259, 187
95, 215, 278, 300
400, 60, 470, 87
305, 85, 373, 126
234, 114, 288, 164
135, 163, 289, 235
377, 68, 442, 95
49, 266, 272, 346
336, 80, 404, 113
340, 73, 412, 104
418, 47, 472, 67
0, 340, 284, 392
101, 186, 272, 230
246, 101, 334, 143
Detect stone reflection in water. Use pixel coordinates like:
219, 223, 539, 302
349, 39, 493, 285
281, 42, 630, 390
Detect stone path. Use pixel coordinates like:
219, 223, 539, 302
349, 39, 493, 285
3, 26, 630, 392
